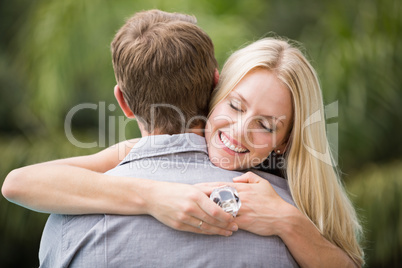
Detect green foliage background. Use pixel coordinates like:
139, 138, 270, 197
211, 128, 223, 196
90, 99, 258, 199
0, 0, 401, 267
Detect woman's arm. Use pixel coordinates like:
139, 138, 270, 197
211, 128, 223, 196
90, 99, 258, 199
196, 172, 359, 268
1, 139, 236, 236
232, 172, 358, 268
2, 138, 139, 212
275, 206, 358, 268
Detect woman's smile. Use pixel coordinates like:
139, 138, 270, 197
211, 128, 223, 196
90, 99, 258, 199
219, 131, 249, 154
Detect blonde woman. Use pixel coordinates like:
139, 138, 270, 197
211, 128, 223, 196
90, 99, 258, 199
3, 38, 363, 266
204, 38, 364, 266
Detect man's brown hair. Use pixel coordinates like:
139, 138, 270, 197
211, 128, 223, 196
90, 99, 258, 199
111, 10, 218, 134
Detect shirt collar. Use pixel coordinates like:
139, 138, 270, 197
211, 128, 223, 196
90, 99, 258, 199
119, 133, 208, 165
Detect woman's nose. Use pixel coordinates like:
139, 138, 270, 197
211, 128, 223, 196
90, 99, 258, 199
232, 115, 251, 141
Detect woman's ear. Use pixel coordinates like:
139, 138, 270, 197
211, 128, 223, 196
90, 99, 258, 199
274, 136, 291, 155
114, 85, 135, 118
275, 128, 293, 155
274, 143, 287, 155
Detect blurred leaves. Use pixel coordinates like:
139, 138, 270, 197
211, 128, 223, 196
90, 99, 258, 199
301, 0, 402, 172
0, 133, 99, 267
0, 0, 401, 267
347, 162, 402, 267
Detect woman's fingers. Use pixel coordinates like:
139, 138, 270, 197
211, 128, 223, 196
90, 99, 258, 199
233, 171, 263, 183
192, 192, 237, 229
168, 215, 233, 236
151, 182, 237, 236
167, 207, 236, 236
194, 182, 230, 195
190, 216, 235, 237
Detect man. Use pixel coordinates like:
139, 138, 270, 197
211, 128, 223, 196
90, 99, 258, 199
37, 9, 297, 267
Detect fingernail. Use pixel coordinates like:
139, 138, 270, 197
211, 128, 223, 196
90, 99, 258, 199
231, 224, 238, 232
225, 231, 233, 236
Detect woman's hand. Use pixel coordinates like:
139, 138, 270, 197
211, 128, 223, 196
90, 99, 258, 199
231, 172, 294, 236
145, 181, 238, 236
196, 172, 293, 236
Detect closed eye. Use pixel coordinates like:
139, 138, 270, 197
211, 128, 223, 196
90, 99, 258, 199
229, 101, 243, 112
259, 121, 275, 133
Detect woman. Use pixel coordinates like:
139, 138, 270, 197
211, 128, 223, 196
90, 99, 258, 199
2, 37, 364, 266
204, 38, 364, 266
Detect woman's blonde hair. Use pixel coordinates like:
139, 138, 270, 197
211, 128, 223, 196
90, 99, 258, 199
210, 38, 364, 266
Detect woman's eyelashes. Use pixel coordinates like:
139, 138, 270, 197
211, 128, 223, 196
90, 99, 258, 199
229, 101, 243, 112
258, 120, 274, 133
229, 100, 275, 133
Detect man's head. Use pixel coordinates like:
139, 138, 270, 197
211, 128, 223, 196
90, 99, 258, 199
111, 9, 218, 135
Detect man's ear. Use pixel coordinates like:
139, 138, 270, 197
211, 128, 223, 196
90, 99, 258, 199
213, 68, 219, 87
114, 85, 135, 118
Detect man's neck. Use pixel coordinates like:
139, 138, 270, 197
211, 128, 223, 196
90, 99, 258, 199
138, 123, 205, 138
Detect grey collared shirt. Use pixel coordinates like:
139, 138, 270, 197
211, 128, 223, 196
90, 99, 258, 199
39, 133, 298, 267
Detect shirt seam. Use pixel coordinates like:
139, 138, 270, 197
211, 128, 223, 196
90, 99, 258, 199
119, 149, 209, 165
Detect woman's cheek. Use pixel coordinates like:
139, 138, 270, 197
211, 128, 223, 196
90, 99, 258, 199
253, 135, 273, 154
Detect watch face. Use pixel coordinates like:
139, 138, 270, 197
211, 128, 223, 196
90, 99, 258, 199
210, 186, 241, 217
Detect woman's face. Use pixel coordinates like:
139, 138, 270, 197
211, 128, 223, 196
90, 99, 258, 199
205, 69, 293, 170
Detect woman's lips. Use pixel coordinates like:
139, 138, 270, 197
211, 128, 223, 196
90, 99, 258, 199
218, 131, 249, 154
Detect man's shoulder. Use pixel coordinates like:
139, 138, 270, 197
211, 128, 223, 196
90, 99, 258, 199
250, 169, 289, 190
249, 169, 295, 206
113, 133, 209, 166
